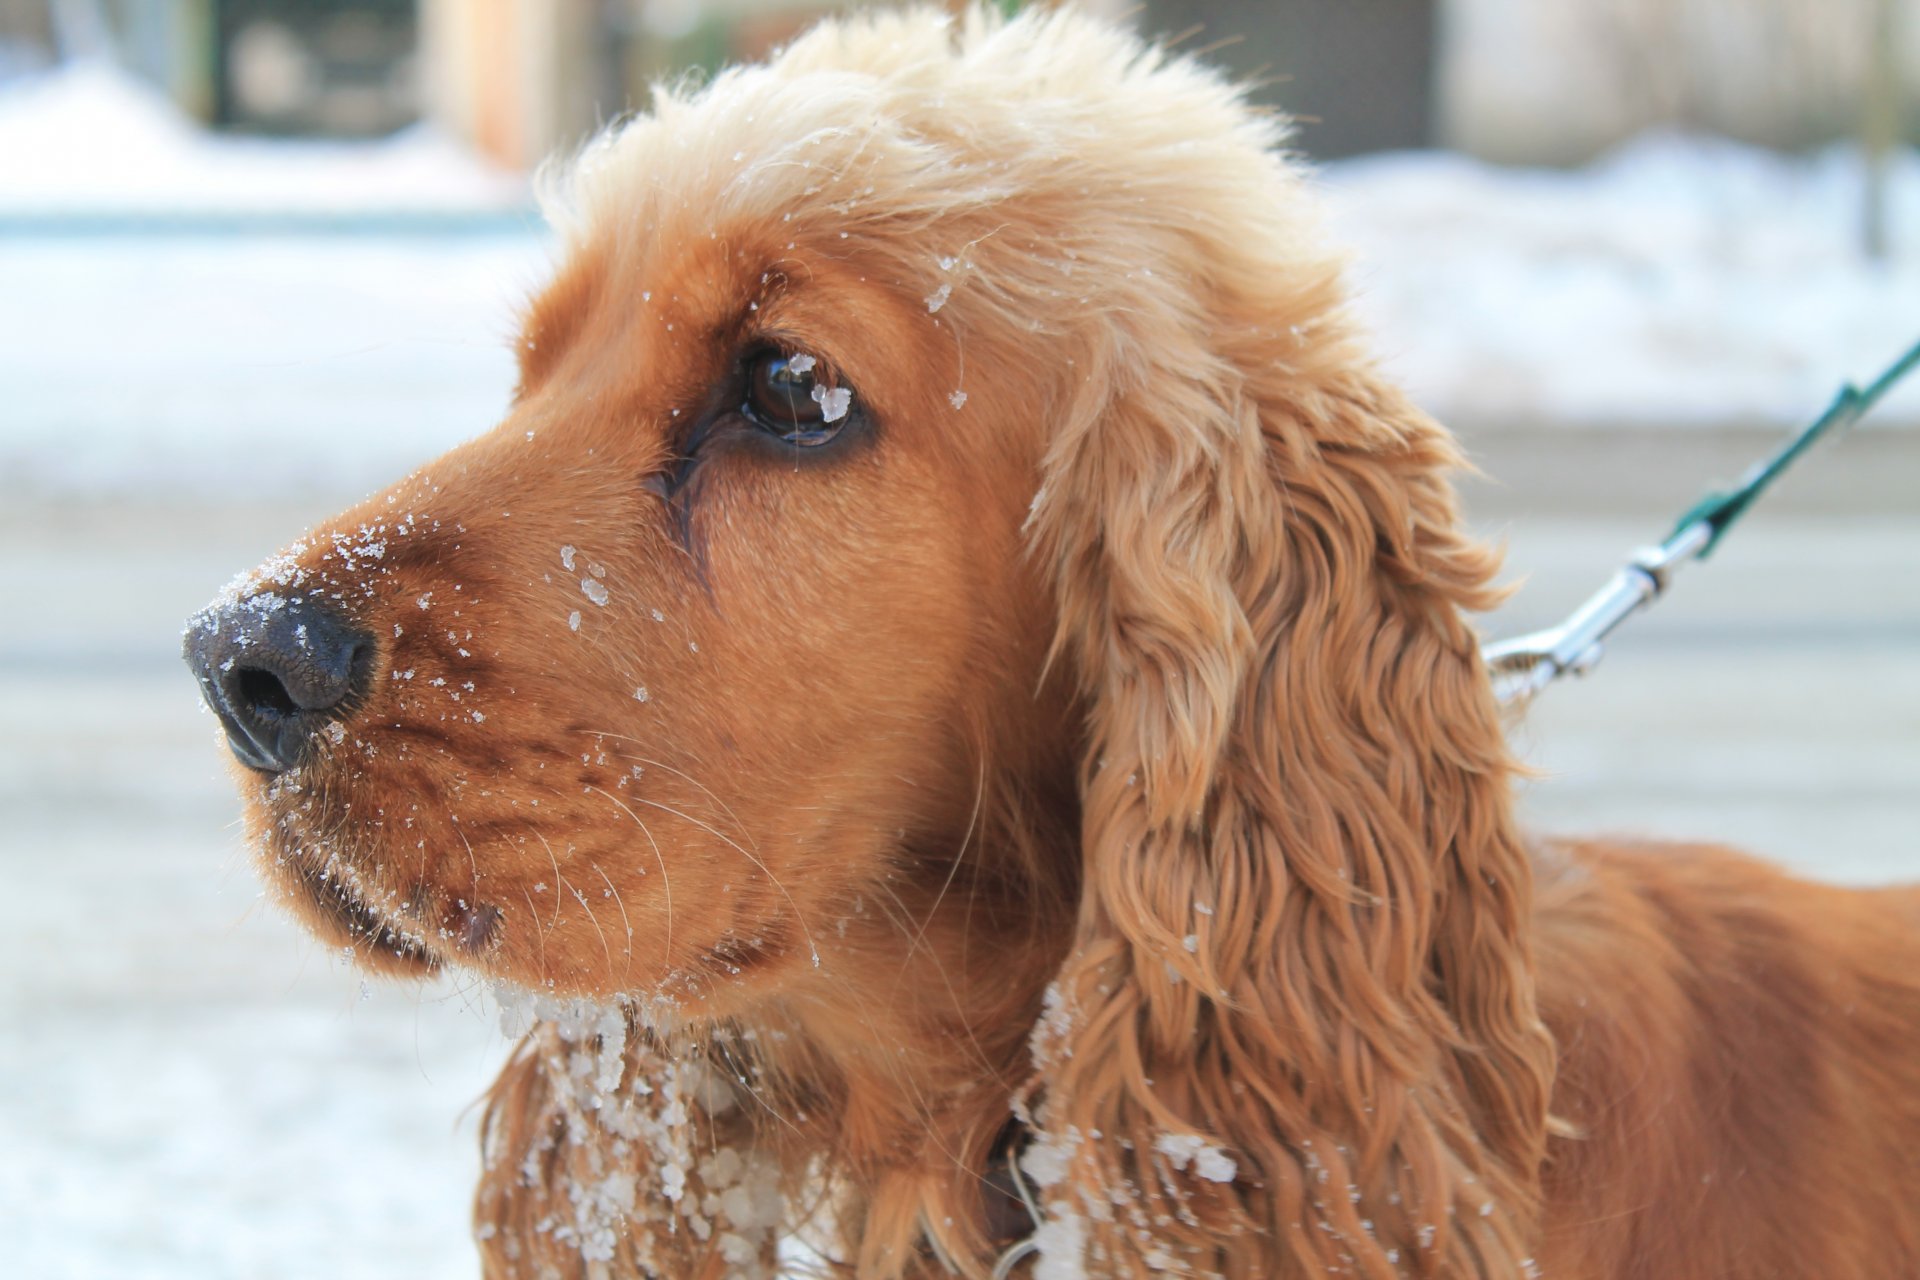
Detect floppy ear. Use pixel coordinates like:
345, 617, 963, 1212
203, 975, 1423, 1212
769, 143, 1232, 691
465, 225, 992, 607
1019, 305, 1556, 1276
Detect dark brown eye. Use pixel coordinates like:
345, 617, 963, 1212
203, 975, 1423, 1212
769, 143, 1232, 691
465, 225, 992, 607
743, 350, 853, 446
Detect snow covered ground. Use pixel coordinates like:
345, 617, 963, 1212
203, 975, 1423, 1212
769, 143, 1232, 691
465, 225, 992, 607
1, 495, 510, 1280
1, 61, 1915, 1280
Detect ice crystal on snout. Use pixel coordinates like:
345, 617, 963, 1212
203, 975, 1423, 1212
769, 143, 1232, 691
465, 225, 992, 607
560, 544, 577, 571
948, 390, 968, 409
809, 385, 851, 422
924, 282, 952, 313
581, 577, 610, 607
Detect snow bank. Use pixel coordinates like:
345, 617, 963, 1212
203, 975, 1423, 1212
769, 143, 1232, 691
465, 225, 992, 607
1323, 133, 1920, 430
0, 235, 553, 499
0, 61, 528, 217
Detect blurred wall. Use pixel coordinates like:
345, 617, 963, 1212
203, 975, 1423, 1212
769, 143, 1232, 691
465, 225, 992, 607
214, 0, 416, 133
0, 0, 54, 77
1440, 0, 1920, 163
419, 0, 598, 169
1140, 0, 1437, 159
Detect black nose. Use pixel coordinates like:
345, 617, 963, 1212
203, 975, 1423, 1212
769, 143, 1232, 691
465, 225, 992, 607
183, 592, 375, 774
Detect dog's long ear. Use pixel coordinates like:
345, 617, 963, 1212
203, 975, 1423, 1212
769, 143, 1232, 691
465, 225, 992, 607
1020, 294, 1556, 1276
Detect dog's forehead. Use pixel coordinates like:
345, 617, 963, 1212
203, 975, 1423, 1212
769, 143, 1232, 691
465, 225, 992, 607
530, 43, 1028, 321
513, 226, 891, 415
513, 162, 982, 450
516, 230, 746, 373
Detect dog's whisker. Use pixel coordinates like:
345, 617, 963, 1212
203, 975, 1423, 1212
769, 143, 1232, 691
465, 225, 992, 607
582, 785, 674, 972
521, 885, 551, 984
575, 730, 762, 853
570, 878, 615, 979
621, 793, 820, 971
898, 752, 989, 974
530, 829, 566, 933
591, 862, 636, 984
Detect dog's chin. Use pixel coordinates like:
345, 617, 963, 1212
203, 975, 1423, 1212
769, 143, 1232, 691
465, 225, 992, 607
284, 858, 444, 978
241, 765, 476, 980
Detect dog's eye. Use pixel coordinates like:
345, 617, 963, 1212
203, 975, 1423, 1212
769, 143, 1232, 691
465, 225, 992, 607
743, 350, 852, 446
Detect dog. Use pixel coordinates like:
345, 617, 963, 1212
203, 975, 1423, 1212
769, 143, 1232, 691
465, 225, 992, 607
184, 7, 1920, 1277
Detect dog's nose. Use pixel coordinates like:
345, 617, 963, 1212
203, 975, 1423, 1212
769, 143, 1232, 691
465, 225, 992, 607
183, 593, 375, 773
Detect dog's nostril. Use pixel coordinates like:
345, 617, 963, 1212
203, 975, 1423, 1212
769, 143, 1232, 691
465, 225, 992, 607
235, 666, 300, 720
183, 594, 376, 774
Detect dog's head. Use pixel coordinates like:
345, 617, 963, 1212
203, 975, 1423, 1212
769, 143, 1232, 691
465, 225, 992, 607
186, 11, 1094, 1003
187, 7, 1554, 1274
181, 5, 1326, 1008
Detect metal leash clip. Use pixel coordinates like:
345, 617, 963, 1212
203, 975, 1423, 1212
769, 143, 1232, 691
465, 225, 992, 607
1484, 521, 1710, 707
1484, 335, 1920, 709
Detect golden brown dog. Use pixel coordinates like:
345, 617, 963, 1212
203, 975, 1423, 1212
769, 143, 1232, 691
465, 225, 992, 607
185, 7, 1920, 1277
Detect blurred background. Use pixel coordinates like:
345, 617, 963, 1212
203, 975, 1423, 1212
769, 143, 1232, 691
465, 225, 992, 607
1, 1, 1914, 1277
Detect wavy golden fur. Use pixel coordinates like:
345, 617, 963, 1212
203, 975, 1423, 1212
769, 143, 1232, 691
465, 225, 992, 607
190, 6, 1920, 1277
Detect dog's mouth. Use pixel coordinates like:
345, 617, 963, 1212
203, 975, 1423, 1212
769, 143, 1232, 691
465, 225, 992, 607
291, 859, 442, 976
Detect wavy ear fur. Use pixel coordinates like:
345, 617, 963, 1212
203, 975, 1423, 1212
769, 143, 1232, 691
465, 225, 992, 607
1020, 271, 1557, 1276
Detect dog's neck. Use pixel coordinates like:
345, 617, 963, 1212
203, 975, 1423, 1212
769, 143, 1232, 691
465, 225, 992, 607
749, 757, 1082, 1147
473, 739, 1081, 1271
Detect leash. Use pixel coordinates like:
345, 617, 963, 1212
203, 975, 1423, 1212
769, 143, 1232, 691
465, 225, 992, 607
1484, 336, 1920, 709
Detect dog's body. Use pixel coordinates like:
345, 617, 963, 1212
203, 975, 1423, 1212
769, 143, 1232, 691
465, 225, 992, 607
185, 8, 1920, 1277
1534, 842, 1920, 1277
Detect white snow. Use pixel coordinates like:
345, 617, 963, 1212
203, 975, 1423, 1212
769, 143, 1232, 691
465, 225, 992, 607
1153, 1131, 1237, 1183
0, 233, 552, 499
2, 762, 507, 1280
1029, 1211, 1089, 1280
0, 61, 547, 502
1322, 133, 1920, 430
810, 384, 853, 422
0, 61, 528, 217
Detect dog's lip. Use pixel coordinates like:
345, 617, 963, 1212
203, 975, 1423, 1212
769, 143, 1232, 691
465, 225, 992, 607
293, 861, 440, 973
223, 727, 280, 775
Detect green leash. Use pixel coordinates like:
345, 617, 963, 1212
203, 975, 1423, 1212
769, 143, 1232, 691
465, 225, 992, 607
1485, 336, 1920, 708
1673, 337, 1920, 556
